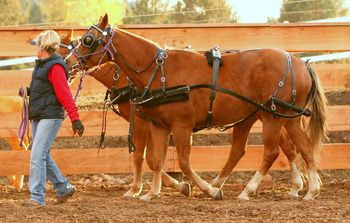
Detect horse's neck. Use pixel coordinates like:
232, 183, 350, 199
114, 30, 159, 74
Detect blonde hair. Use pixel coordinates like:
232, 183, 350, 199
36, 30, 60, 54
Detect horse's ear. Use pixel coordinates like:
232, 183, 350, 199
71, 29, 74, 40
62, 31, 71, 43
100, 13, 109, 30
67, 29, 73, 40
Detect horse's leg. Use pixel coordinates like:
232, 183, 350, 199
212, 117, 257, 188
238, 116, 286, 201
172, 126, 223, 200
279, 126, 304, 198
284, 118, 321, 200
140, 123, 170, 201
123, 116, 149, 198
160, 171, 191, 197
145, 133, 191, 197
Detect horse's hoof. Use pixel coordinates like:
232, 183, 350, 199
302, 189, 319, 201
288, 190, 300, 198
213, 188, 223, 200
302, 195, 314, 201
140, 193, 160, 202
180, 182, 191, 197
123, 188, 141, 198
238, 192, 250, 201
302, 193, 317, 201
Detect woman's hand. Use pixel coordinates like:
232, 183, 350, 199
72, 120, 84, 136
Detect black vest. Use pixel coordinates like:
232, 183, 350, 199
29, 54, 69, 120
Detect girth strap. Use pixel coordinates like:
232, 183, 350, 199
206, 47, 222, 129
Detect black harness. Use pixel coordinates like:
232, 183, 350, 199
205, 47, 222, 129
104, 47, 313, 152
71, 25, 313, 153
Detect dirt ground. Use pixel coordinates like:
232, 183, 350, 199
0, 170, 349, 223
1, 90, 349, 222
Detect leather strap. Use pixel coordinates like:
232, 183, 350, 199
206, 47, 222, 129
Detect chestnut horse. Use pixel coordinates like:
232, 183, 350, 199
62, 32, 311, 201
66, 14, 327, 201
60, 32, 192, 198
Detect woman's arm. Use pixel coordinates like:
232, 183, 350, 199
48, 64, 79, 121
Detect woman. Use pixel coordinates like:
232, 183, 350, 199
21, 30, 84, 206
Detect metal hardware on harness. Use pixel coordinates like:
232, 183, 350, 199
269, 52, 297, 116
139, 49, 168, 102
190, 84, 312, 121
128, 48, 168, 153
206, 46, 222, 129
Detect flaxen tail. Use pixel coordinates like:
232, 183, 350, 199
305, 61, 328, 165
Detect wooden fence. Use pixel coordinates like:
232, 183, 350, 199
0, 23, 350, 176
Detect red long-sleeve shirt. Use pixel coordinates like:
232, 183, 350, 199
48, 64, 79, 121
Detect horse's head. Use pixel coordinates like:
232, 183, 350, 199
59, 30, 76, 57
57, 30, 82, 83
65, 14, 114, 72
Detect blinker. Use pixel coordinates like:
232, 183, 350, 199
82, 33, 96, 48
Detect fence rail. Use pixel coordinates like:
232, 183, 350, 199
0, 63, 349, 97
1, 105, 349, 137
0, 144, 349, 176
0, 24, 349, 176
1, 23, 350, 57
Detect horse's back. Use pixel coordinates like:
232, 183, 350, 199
219, 49, 311, 102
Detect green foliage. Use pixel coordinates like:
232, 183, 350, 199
40, 0, 67, 24
123, 0, 170, 24
0, 0, 125, 26
276, 0, 348, 23
28, 1, 46, 24
65, 0, 125, 26
0, 0, 24, 26
170, 0, 235, 23
123, 0, 236, 24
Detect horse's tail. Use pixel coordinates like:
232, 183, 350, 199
305, 61, 328, 165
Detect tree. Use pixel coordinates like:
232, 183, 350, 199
0, 0, 24, 26
28, 1, 46, 24
170, 0, 236, 24
65, 0, 125, 26
123, 0, 236, 24
276, 0, 348, 23
123, 0, 171, 24
40, 0, 67, 25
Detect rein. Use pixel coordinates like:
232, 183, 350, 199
17, 87, 30, 147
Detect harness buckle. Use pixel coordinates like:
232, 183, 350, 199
278, 81, 284, 87
211, 46, 221, 59
156, 59, 164, 65
271, 104, 276, 111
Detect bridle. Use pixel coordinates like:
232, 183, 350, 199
69, 23, 165, 79
66, 24, 117, 71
